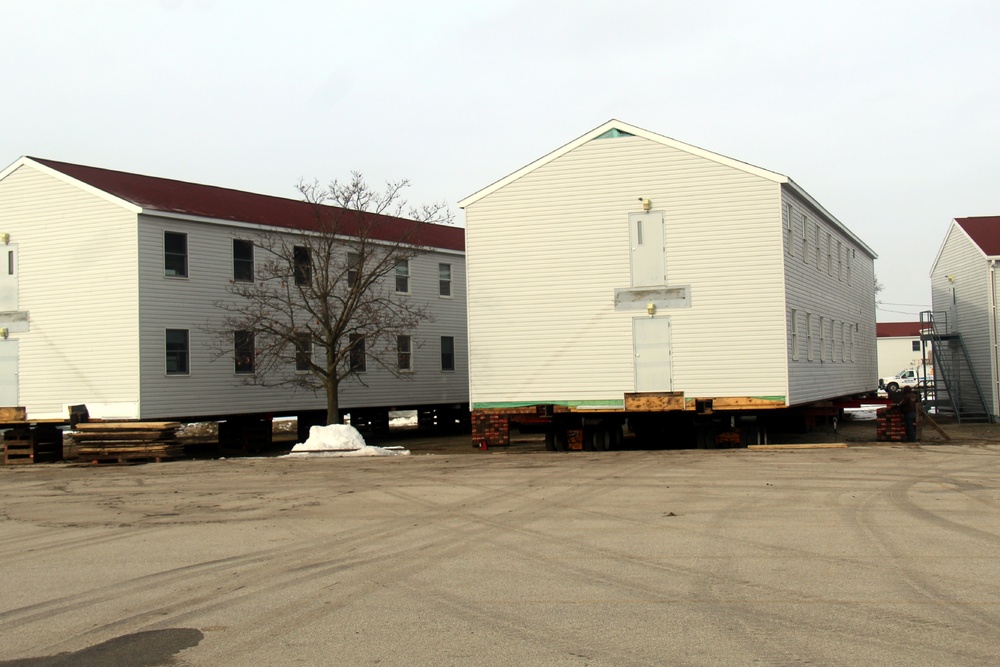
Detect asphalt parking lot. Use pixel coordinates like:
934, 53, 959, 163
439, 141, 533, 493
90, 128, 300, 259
1, 425, 999, 666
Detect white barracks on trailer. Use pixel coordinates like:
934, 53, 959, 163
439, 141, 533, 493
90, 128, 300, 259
459, 120, 878, 449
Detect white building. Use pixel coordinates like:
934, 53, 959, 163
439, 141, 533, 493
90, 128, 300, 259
929, 215, 1000, 420
876, 322, 929, 379
0, 156, 467, 423
459, 120, 878, 417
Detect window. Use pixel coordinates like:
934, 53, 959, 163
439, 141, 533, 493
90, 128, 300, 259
912, 340, 921, 352
397, 335, 412, 371
790, 309, 799, 361
830, 319, 836, 361
295, 333, 312, 371
439, 263, 452, 297
851, 324, 856, 362
836, 240, 843, 280
826, 233, 833, 275
440, 336, 455, 371
347, 252, 360, 288
395, 260, 410, 294
234, 330, 255, 374
801, 214, 809, 262
806, 313, 814, 361
293, 246, 311, 286
164, 231, 188, 277
349, 334, 366, 373
165, 329, 189, 374
846, 247, 853, 285
233, 240, 254, 282
813, 224, 821, 269
819, 316, 826, 362
784, 204, 793, 256
842, 322, 848, 362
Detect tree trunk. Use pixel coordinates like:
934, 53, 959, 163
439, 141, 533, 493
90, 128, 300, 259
325, 377, 340, 425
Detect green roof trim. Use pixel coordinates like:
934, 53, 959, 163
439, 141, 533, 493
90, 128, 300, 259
594, 128, 635, 139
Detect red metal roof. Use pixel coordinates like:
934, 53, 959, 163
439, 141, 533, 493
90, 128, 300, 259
876, 322, 923, 338
956, 216, 1000, 256
29, 157, 464, 252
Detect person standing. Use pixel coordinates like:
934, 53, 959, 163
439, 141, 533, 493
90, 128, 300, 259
897, 386, 920, 442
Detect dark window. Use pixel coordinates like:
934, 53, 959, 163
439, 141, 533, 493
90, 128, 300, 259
395, 260, 409, 294
439, 263, 451, 297
293, 246, 311, 286
234, 330, 255, 374
165, 329, 189, 374
233, 240, 254, 282
397, 335, 411, 371
349, 334, 366, 373
347, 252, 361, 288
912, 340, 921, 352
440, 336, 454, 371
164, 232, 188, 277
295, 333, 312, 371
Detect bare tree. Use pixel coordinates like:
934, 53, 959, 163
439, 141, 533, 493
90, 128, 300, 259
215, 172, 453, 424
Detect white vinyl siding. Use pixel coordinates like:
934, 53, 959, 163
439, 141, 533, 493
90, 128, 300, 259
465, 134, 788, 406
137, 216, 468, 418
0, 164, 140, 419
783, 188, 877, 405
930, 223, 995, 417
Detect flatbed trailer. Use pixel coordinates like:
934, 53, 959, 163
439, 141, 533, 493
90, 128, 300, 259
474, 393, 869, 451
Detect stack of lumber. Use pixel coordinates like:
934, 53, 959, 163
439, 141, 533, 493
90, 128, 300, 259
66, 422, 183, 463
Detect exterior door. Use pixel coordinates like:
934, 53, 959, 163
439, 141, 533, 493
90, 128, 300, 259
0, 244, 17, 311
0, 340, 18, 407
633, 317, 672, 392
628, 212, 665, 287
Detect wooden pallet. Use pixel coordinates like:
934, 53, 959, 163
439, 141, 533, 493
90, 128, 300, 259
2, 442, 33, 465
78, 444, 184, 465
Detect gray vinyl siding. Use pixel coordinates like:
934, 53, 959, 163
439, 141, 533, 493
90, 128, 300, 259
783, 187, 877, 404
930, 224, 995, 416
0, 164, 140, 418
137, 215, 466, 418
465, 134, 789, 407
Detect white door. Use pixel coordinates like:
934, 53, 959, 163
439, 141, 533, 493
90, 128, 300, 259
0, 340, 18, 407
628, 212, 665, 287
0, 244, 17, 311
633, 317, 671, 392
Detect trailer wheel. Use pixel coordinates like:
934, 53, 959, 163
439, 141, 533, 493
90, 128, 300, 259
608, 423, 623, 450
886, 382, 900, 393
547, 429, 568, 452
585, 426, 612, 452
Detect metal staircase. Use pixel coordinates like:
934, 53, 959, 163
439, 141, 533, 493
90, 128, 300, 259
919, 311, 993, 422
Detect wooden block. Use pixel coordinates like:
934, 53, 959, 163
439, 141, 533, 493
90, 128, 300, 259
0, 407, 27, 422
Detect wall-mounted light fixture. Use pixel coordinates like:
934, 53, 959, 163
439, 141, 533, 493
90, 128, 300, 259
646, 302, 656, 316
946, 275, 956, 283
0, 328, 8, 339
0, 233, 9, 245
640, 198, 652, 211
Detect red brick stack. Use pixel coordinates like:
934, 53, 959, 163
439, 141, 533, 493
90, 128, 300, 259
876, 408, 906, 441
472, 412, 510, 449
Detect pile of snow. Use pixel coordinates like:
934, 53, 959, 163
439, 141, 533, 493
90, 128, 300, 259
284, 424, 409, 458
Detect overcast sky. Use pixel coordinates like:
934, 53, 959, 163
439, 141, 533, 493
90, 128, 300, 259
3, 1, 998, 321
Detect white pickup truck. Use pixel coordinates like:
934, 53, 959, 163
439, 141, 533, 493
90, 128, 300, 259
879, 367, 933, 393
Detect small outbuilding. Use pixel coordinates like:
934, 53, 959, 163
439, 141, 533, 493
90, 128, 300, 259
458, 120, 877, 442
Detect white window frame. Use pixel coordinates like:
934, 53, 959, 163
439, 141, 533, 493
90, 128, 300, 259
395, 260, 410, 295
397, 334, 412, 371
819, 316, 826, 362
790, 309, 799, 361
806, 313, 814, 361
164, 231, 188, 278
165, 328, 190, 375
438, 263, 452, 298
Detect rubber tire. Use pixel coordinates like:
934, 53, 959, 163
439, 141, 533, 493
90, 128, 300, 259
886, 382, 900, 393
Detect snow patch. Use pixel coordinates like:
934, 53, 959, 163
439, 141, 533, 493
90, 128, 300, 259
284, 424, 409, 458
